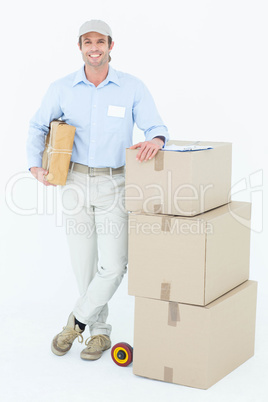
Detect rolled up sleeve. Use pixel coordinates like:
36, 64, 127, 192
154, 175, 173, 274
132, 81, 169, 146
26, 82, 63, 169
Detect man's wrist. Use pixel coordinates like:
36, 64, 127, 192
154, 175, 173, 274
152, 136, 165, 147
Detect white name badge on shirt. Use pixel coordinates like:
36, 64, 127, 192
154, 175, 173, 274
108, 105, 126, 118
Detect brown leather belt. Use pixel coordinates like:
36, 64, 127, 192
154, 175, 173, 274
69, 162, 125, 176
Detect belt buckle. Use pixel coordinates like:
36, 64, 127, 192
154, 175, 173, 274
88, 167, 95, 177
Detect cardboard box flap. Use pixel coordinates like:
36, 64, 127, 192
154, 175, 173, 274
204, 280, 257, 309
204, 202, 251, 304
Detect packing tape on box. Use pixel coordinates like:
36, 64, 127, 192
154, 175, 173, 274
154, 151, 164, 171
154, 204, 163, 213
161, 283, 171, 301
161, 216, 171, 231
168, 302, 180, 326
164, 367, 173, 383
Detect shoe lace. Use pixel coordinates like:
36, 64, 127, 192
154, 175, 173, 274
60, 326, 84, 345
84, 335, 108, 349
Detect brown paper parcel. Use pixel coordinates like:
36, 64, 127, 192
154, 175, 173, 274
42, 120, 76, 185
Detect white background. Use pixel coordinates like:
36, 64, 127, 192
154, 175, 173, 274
1, 0, 267, 401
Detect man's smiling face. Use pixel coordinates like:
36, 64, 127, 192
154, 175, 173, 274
79, 32, 114, 68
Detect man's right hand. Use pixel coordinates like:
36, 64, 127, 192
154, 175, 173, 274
30, 167, 56, 187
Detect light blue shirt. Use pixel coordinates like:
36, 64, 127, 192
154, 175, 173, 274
26, 65, 169, 169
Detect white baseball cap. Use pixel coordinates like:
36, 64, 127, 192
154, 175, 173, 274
78, 20, 112, 38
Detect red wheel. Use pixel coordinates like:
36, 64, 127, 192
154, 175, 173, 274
111, 342, 133, 367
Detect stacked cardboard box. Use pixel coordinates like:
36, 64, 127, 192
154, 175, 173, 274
125, 141, 257, 390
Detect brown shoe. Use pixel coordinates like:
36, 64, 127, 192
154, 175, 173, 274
80, 335, 111, 361
51, 313, 84, 356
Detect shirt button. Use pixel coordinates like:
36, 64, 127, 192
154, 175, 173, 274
93, 123, 96, 126
93, 105, 96, 108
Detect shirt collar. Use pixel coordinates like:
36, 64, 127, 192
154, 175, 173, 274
72, 65, 120, 87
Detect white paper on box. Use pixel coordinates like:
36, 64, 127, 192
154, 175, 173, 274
163, 144, 213, 152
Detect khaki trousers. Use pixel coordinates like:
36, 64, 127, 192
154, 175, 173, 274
60, 169, 128, 336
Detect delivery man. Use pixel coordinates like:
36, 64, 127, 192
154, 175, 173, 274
26, 20, 169, 361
